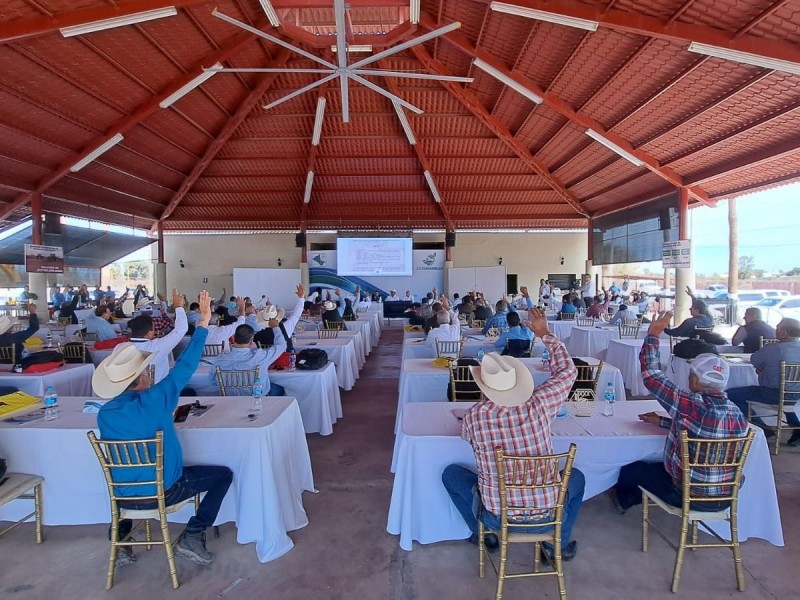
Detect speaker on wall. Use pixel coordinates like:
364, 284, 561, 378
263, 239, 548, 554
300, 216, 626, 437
295, 233, 307, 248
44, 212, 62, 235
445, 231, 456, 247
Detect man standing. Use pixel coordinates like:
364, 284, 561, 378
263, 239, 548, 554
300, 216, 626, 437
731, 307, 776, 354
442, 309, 583, 560
127, 289, 188, 384
727, 318, 800, 446
581, 275, 596, 307
609, 312, 748, 513
96, 290, 231, 566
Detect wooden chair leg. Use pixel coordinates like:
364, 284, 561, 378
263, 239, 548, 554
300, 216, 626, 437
642, 493, 649, 552
730, 512, 746, 591
691, 521, 698, 550
106, 511, 120, 590
34, 483, 43, 544
533, 541, 540, 573
495, 537, 508, 600
478, 523, 485, 578
671, 514, 690, 593
159, 512, 180, 590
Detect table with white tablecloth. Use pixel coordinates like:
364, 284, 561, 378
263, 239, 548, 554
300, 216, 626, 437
0, 396, 315, 563
0, 363, 94, 397
605, 338, 670, 397
667, 356, 758, 390
188, 363, 342, 436
395, 357, 627, 435
402, 336, 545, 361
296, 329, 366, 368
387, 400, 783, 551
346, 319, 375, 352
293, 337, 360, 390
565, 325, 647, 360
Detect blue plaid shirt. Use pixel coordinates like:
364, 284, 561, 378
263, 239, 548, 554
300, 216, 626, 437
639, 335, 748, 495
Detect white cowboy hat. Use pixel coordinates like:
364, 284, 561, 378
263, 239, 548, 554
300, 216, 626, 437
92, 342, 158, 399
255, 306, 284, 328
469, 352, 534, 407
323, 300, 337, 311
136, 298, 153, 308
0, 315, 13, 335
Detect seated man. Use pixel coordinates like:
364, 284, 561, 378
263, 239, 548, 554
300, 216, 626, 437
402, 290, 415, 302
608, 303, 633, 326
86, 305, 119, 340
206, 297, 246, 347
731, 307, 776, 354
186, 302, 201, 331
0, 304, 40, 363
127, 289, 188, 384
494, 311, 533, 354
385, 289, 401, 301
209, 323, 287, 396
96, 291, 231, 566
425, 310, 461, 348
727, 318, 800, 446
423, 302, 443, 333
586, 287, 610, 319
443, 309, 583, 559
472, 298, 493, 322
482, 300, 513, 334
557, 294, 577, 320
609, 312, 749, 513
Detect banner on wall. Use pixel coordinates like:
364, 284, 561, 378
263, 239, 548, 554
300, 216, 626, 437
24, 244, 64, 274
309, 249, 444, 299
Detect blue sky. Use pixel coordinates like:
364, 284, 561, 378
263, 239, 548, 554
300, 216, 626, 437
691, 182, 800, 275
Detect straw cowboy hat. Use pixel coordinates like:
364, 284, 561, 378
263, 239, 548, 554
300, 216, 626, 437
255, 306, 285, 328
323, 300, 337, 311
469, 352, 534, 407
0, 315, 13, 335
92, 343, 158, 399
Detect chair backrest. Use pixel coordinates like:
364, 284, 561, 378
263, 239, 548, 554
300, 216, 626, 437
257, 342, 273, 350
571, 361, 603, 397
669, 335, 688, 353
575, 316, 595, 327
779, 361, 800, 408
436, 338, 463, 359
58, 317, 72, 325
759, 337, 780, 349
78, 330, 99, 342
0, 345, 14, 362
215, 366, 260, 396
505, 337, 533, 358
343, 313, 357, 321
560, 312, 576, 321
494, 444, 577, 532
678, 429, 755, 509
471, 319, 486, 329
448, 363, 482, 402
58, 342, 88, 363
202, 343, 225, 357
317, 328, 339, 339
323, 321, 345, 331
576, 308, 587, 316
618, 320, 641, 339
691, 327, 713, 339
86, 430, 165, 505
48, 322, 67, 335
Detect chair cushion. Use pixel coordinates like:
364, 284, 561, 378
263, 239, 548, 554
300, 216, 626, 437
0, 473, 43, 506
641, 487, 731, 520
120, 496, 194, 519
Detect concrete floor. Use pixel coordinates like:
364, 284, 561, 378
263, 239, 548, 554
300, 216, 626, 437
2, 325, 798, 599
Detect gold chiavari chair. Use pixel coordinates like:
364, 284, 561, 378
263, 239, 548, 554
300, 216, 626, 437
87, 431, 201, 590
559, 312, 576, 321
448, 363, 482, 402
58, 342, 88, 363
57, 316, 72, 326
317, 328, 339, 339
618, 320, 642, 339
471, 319, 486, 330
758, 336, 779, 349
322, 321, 346, 331
436, 338, 463, 359
570, 362, 604, 401
0, 473, 44, 544
747, 361, 800, 455
78, 331, 99, 342
479, 445, 578, 600
575, 315, 595, 327
0, 345, 15, 363
202, 343, 225, 357
641, 429, 755, 593
215, 366, 260, 396
669, 336, 689, 353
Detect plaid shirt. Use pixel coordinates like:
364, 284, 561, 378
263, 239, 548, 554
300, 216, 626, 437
462, 334, 577, 515
639, 334, 748, 495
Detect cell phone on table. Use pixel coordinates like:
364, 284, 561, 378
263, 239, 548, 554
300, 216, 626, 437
173, 403, 193, 423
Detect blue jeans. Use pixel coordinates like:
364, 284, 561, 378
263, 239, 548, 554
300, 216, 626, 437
442, 464, 585, 544
268, 381, 286, 396
726, 386, 800, 426
614, 461, 731, 511
117, 465, 232, 539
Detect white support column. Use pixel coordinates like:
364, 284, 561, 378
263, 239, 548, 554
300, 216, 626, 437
29, 273, 48, 314
154, 263, 167, 298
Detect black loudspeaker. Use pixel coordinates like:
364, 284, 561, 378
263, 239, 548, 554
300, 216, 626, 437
44, 212, 62, 235
445, 231, 456, 247
295, 233, 307, 248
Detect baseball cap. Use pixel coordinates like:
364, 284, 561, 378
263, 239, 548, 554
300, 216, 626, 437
689, 353, 729, 390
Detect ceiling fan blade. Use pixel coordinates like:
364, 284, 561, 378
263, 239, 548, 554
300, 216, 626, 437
348, 73, 423, 114
206, 68, 333, 74
355, 69, 473, 83
263, 73, 338, 110
213, 9, 337, 70
333, 0, 349, 122
348, 22, 462, 71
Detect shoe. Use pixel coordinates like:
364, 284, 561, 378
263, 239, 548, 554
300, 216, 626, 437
541, 540, 578, 564
175, 531, 215, 565
114, 546, 137, 567
467, 532, 499, 553
787, 430, 800, 447
607, 488, 627, 515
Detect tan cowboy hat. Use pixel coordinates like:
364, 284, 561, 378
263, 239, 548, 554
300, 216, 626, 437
469, 352, 534, 407
137, 298, 152, 307
92, 342, 158, 399
255, 306, 285, 328
0, 315, 13, 335
323, 300, 337, 311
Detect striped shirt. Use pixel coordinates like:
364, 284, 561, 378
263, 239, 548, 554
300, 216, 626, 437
639, 334, 748, 495
462, 334, 577, 514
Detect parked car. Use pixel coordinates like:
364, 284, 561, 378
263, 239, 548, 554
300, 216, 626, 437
761, 289, 791, 298
753, 296, 800, 327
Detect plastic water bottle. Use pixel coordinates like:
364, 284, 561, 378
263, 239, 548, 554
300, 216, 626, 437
44, 385, 58, 421
252, 379, 263, 413
603, 382, 616, 417
477, 346, 485, 361
46, 331, 53, 348
541, 348, 551, 371
289, 350, 297, 371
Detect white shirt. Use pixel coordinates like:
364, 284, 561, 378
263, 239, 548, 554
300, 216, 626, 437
402, 294, 414, 302
425, 323, 462, 348
255, 296, 269, 310
581, 280, 596, 298
385, 293, 401, 302
129, 307, 188, 383
282, 297, 306, 337
206, 316, 246, 348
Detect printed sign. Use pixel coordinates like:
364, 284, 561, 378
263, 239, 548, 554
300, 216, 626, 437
662, 240, 691, 269
24, 244, 64, 273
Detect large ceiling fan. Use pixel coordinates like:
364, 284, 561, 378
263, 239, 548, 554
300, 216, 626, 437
209, 1, 473, 124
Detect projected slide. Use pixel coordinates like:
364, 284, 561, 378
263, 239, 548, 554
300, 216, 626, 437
337, 238, 413, 276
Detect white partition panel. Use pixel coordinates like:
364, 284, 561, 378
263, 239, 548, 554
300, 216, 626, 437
447, 266, 506, 300
233, 268, 302, 309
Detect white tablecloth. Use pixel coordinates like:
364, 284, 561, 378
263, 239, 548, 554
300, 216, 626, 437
387, 400, 783, 551
667, 356, 758, 390
0, 396, 315, 563
605, 338, 669, 397
395, 357, 627, 436
402, 336, 545, 361
294, 338, 360, 390
188, 363, 342, 436
0, 363, 95, 397
296, 330, 366, 368
565, 325, 648, 360
549, 321, 576, 341
345, 319, 375, 353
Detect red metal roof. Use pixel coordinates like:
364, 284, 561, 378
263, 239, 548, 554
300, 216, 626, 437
0, 0, 798, 232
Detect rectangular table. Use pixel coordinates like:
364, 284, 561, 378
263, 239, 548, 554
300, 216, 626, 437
0, 396, 315, 563
0, 363, 95, 397
566, 325, 648, 360
345, 319, 375, 353
605, 338, 669, 397
294, 337, 360, 390
667, 355, 758, 390
395, 357, 627, 435
296, 329, 366, 367
387, 401, 783, 551
188, 363, 342, 436
402, 336, 545, 361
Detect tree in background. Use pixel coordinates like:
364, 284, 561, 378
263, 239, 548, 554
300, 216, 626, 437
738, 255, 756, 280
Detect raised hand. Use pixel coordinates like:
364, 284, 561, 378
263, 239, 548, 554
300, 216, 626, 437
296, 283, 305, 298
527, 308, 550, 338
198, 290, 212, 326
647, 311, 673, 337
27, 303, 37, 314
520, 286, 529, 297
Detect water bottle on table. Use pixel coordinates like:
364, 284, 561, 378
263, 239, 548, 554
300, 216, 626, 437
477, 346, 485, 361
252, 378, 263, 413
44, 385, 59, 421
289, 350, 297, 371
603, 382, 616, 417
541, 348, 551, 371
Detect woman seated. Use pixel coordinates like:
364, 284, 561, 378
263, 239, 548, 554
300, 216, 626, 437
664, 287, 714, 337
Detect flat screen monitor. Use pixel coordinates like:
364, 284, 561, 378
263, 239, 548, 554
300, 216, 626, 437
336, 238, 413, 277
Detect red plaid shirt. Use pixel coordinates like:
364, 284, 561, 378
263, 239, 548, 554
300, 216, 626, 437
151, 316, 174, 338
462, 334, 577, 515
640, 334, 748, 495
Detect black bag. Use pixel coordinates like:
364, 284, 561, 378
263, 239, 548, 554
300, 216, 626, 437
296, 348, 329, 370
0, 457, 6, 484
672, 338, 719, 360
446, 358, 481, 400
21, 350, 65, 371
693, 329, 727, 346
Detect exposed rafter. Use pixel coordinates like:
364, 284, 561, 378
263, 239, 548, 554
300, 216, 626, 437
685, 141, 800, 187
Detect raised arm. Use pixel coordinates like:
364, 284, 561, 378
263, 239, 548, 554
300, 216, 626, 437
639, 312, 692, 418
282, 284, 307, 336
527, 309, 576, 404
